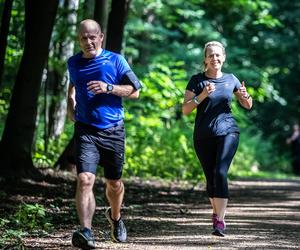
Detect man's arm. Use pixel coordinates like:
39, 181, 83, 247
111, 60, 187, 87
67, 84, 76, 122
115, 70, 141, 98
87, 81, 139, 98
110, 84, 139, 99
87, 70, 142, 98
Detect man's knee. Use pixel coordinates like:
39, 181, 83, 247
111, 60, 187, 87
77, 172, 95, 192
106, 179, 124, 194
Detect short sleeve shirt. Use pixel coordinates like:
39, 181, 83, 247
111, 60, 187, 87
67, 49, 132, 129
186, 72, 241, 139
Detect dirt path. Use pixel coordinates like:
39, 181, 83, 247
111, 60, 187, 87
1, 174, 300, 249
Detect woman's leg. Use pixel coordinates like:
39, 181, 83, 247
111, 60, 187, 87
194, 138, 217, 199
214, 133, 239, 221
194, 138, 219, 227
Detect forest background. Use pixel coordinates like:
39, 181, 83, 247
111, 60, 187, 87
0, 0, 300, 181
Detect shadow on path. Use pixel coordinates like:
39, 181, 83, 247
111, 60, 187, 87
1, 174, 299, 249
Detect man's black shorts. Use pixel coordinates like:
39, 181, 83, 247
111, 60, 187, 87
74, 121, 125, 179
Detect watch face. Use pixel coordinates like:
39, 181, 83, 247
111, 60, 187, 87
107, 84, 113, 91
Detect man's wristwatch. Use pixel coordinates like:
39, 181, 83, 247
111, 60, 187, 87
106, 84, 114, 93
193, 95, 200, 105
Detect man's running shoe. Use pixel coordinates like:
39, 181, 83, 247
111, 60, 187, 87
72, 227, 96, 249
212, 219, 226, 237
212, 213, 218, 229
105, 207, 127, 242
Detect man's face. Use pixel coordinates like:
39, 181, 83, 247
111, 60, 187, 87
78, 25, 103, 58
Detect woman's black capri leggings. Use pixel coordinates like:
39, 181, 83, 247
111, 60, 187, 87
194, 133, 239, 198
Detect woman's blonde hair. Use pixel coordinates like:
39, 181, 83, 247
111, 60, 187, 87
202, 41, 226, 71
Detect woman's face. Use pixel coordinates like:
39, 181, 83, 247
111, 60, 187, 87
204, 45, 226, 72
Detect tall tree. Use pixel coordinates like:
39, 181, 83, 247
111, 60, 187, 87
106, 0, 130, 53
94, 0, 109, 47
46, 0, 79, 140
0, 0, 13, 88
0, 0, 58, 178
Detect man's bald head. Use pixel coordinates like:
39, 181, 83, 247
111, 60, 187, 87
78, 19, 102, 36
77, 19, 104, 58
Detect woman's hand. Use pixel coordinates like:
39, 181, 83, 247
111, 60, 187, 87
237, 81, 250, 99
235, 81, 252, 109
204, 81, 216, 96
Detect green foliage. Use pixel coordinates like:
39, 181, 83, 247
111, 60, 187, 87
0, 88, 10, 114
0, 226, 25, 249
2, 1, 25, 89
123, 59, 206, 180
0, 203, 53, 248
125, 120, 204, 180
125, 0, 218, 75
33, 133, 69, 167
33, 122, 74, 167
1, 0, 297, 181
15, 203, 52, 231
0, 88, 11, 137
230, 128, 291, 178
35, 0, 298, 180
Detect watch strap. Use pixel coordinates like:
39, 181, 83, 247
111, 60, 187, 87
193, 95, 200, 105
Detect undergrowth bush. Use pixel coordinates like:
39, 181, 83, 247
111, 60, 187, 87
0, 203, 53, 249
125, 119, 204, 181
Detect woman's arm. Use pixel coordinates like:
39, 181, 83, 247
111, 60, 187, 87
182, 90, 198, 115
182, 88, 209, 115
235, 82, 253, 109
235, 92, 253, 110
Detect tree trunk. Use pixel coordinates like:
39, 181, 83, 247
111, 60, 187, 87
0, 0, 13, 88
94, 0, 109, 47
0, 0, 58, 179
105, 0, 130, 53
54, 135, 76, 172
46, 0, 79, 139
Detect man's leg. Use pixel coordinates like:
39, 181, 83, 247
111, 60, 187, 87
105, 179, 124, 221
105, 178, 127, 242
72, 172, 96, 249
76, 172, 96, 229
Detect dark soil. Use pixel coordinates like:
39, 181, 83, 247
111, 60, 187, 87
1, 169, 299, 249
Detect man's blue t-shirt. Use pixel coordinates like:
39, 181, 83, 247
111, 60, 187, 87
186, 72, 241, 139
67, 49, 132, 129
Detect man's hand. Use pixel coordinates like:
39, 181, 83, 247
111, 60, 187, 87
87, 81, 108, 94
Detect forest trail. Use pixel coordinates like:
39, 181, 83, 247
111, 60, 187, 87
1, 171, 300, 249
